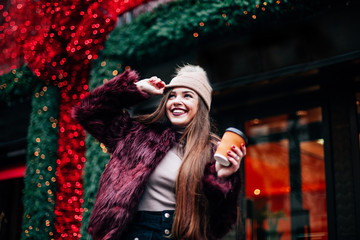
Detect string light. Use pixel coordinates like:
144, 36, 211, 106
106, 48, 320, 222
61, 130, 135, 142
100, 143, 108, 153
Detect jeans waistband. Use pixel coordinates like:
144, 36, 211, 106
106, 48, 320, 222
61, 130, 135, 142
124, 211, 175, 239
135, 210, 175, 223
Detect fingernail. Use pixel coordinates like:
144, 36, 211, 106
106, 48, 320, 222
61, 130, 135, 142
232, 145, 235, 149
241, 143, 245, 147
227, 150, 231, 154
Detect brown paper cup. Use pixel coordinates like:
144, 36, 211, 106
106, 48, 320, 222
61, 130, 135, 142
214, 127, 248, 166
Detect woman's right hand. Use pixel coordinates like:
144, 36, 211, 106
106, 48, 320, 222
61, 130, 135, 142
135, 76, 165, 95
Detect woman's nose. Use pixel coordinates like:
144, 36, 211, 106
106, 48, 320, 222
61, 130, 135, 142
173, 96, 183, 104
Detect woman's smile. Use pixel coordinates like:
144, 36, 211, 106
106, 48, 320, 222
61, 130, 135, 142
171, 108, 187, 116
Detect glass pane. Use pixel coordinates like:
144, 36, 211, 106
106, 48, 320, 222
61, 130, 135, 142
247, 115, 289, 137
300, 140, 327, 239
244, 107, 328, 240
297, 108, 322, 125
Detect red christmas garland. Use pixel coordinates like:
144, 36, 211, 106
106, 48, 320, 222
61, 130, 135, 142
54, 68, 89, 239
1, 0, 150, 239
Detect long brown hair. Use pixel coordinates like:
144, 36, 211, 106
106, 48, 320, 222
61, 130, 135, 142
136, 90, 218, 239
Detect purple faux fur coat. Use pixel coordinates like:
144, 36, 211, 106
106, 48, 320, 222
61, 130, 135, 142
73, 70, 241, 240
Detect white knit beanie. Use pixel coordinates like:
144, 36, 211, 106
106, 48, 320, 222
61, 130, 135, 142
165, 65, 212, 110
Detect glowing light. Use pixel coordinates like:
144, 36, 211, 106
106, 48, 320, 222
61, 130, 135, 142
252, 118, 260, 125
296, 110, 307, 116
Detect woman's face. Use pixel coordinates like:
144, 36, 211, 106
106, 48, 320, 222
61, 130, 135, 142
166, 87, 199, 127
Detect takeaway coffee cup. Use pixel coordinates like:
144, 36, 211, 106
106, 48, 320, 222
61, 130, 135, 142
214, 127, 248, 166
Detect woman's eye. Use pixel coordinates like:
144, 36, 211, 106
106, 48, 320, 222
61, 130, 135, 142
185, 94, 192, 98
168, 94, 175, 99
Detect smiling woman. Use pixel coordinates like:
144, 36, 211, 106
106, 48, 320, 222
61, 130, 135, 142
73, 64, 246, 240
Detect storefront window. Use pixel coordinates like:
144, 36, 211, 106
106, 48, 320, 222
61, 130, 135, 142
244, 107, 327, 239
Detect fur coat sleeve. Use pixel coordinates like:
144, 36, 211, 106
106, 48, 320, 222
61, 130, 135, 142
203, 161, 242, 240
72, 69, 151, 153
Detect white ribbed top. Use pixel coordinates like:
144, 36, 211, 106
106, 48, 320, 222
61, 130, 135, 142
137, 145, 182, 211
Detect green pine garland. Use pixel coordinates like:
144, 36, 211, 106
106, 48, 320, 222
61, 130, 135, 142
0, 66, 59, 239
80, 136, 110, 240
0, 65, 40, 107
89, 0, 334, 88
21, 82, 60, 240
90, 0, 297, 87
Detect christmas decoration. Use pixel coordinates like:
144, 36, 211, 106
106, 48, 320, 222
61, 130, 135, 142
22, 81, 60, 240
1, 1, 150, 239
54, 69, 88, 239
90, 0, 343, 87
80, 136, 109, 240
0, 65, 40, 106
0, 0, 150, 77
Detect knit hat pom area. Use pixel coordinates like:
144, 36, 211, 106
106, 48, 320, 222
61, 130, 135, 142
165, 65, 213, 110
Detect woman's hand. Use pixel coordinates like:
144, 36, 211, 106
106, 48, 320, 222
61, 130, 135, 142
135, 76, 165, 95
215, 143, 246, 179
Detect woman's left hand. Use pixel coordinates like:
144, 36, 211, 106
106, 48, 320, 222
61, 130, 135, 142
215, 144, 246, 179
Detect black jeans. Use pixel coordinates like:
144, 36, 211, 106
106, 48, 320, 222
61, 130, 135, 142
123, 210, 175, 240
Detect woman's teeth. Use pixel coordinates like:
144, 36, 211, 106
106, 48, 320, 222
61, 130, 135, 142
173, 109, 185, 113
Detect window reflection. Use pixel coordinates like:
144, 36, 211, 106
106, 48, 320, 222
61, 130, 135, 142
244, 107, 327, 240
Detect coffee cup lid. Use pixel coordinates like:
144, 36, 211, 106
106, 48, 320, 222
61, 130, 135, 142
225, 127, 248, 144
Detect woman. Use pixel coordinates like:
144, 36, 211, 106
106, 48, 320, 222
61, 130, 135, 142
73, 65, 246, 240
